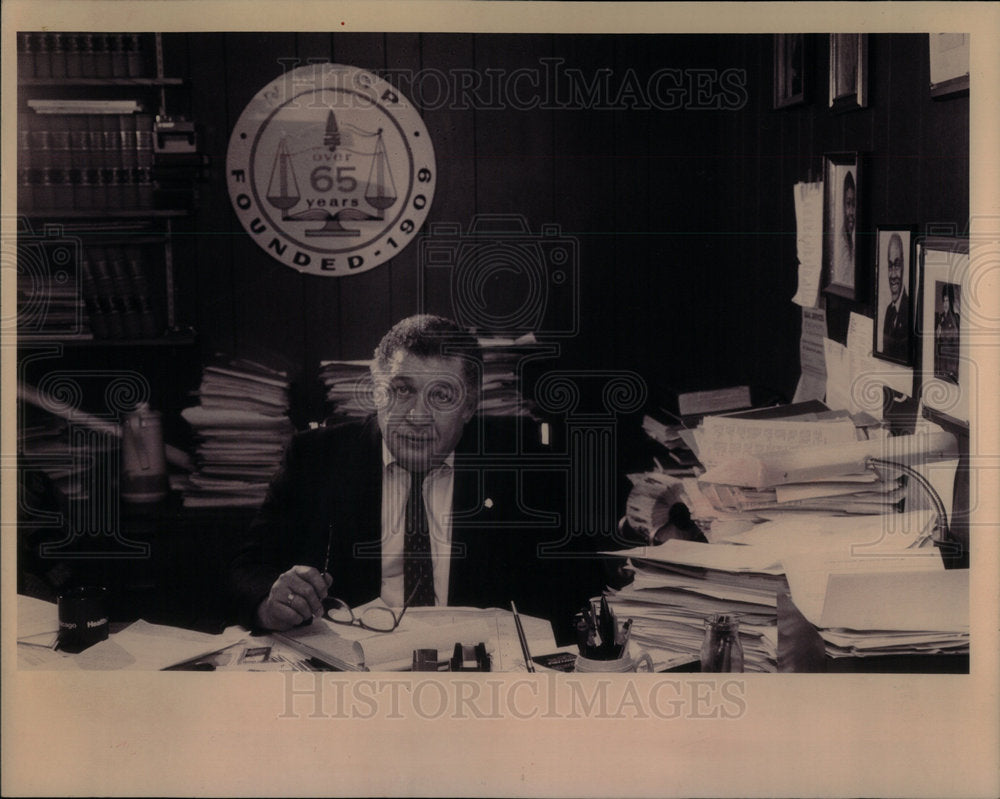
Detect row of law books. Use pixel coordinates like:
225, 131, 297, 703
18, 243, 166, 341
79, 246, 164, 341
18, 108, 155, 212
18, 32, 156, 80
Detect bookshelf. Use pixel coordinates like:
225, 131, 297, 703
16, 32, 200, 345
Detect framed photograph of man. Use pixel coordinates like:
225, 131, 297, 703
822, 152, 861, 300
873, 225, 916, 365
916, 236, 970, 429
773, 33, 807, 109
829, 33, 868, 110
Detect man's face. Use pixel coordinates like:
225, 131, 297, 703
887, 238, 904, 302
373, 352, 476, 472
843, 182, 856, 239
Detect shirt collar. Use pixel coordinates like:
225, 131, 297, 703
381, 440, 455, 473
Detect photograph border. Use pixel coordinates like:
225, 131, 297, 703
773, 33, 808, 109
828, 32, 868, 111
822, 151, 861, 301
916, 235, 971, 429
873, 224, 917, 366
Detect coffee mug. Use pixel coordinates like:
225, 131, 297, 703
574, 649, 654, 673
57, 586, 109, 653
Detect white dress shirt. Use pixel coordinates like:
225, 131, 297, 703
379, 442, 455, 607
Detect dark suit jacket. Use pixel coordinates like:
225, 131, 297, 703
227, 415, 605, 644
882, 291, 910, 361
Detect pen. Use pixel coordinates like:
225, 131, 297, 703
323, 524, 333, 576
510, 601, 535, 673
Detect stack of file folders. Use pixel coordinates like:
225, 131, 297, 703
784, 552, 969, 661
180, 358, 293, 508
604, 540, 785, 672
318, 333, 537, 421
318, 359, 376, 421
476, 334, 537, 417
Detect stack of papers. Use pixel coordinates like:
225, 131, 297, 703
694, 423, 958, 521
604, 540, 786, 672
318, 359, 376, 420
640, 415, 700, 473
785, 553, 968, 660
476, 333, 538, 417
317, 332, 538, 420
181, 358, 293, 508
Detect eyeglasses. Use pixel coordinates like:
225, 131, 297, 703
321, 579, 423, 633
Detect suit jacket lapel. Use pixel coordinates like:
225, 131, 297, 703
331, 417, 383, 605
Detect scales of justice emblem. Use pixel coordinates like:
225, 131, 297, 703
227, 63, 436, 277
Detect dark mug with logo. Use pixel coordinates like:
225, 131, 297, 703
57, 586, 109, 653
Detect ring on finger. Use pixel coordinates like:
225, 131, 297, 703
286, 592, 296, 604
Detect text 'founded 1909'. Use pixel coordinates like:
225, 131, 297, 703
227, 63, 436, 277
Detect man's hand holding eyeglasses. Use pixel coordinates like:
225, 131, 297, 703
255, 565, 333, 631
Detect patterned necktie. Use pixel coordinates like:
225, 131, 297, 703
404, 469, 435, 606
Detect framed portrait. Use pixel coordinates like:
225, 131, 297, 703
873, 226, 916, 365
929, 33, 970, 98
828, 33, 868, 111
822, 152, 861, 300
916, 236, 970, 428
773, 33, 807, 109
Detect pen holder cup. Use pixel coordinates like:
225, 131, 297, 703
574, 649, 653, 673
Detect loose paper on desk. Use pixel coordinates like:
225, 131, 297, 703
846, 311, 913, 417
791, 181, 824, 308
823, 338, 852, 412
783, 550, 945, 628
692, 414, 858, 469
605, 538, 784, 575
274, 605, 555, 671
70, 620, 246, 670
793, 306, 828, 403
714, 509, 936, 554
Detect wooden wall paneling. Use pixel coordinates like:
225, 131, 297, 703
294, 33, 340, 421
883, 34, 925, 226
549, 34, 617, 374
417, 34, 477, 323
329, 34, 393, 360
609, 36, 652, 382
923, 93, 970, 230
759, 35, 801, 397
220, 33, 304, 377
383, 33, 424, 327
469, 34, 557, 343
186, 33, 237, 355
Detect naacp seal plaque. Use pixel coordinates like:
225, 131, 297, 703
227, 63, 436, 276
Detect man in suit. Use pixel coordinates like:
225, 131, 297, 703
227, 314, 602, 643
881, 232, 910, 361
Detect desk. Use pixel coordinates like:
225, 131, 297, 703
16, 595, 561, 672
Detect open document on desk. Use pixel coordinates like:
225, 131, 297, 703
16, 595, 248, 670
272, 606, 556, 672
